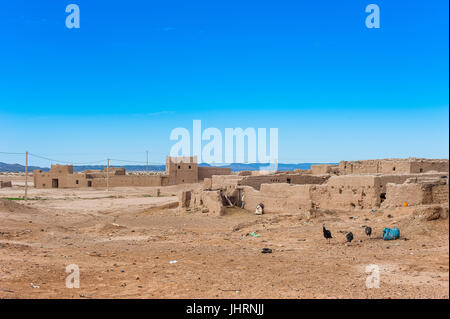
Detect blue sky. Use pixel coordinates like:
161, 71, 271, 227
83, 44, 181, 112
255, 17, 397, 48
0, 0, 448, 166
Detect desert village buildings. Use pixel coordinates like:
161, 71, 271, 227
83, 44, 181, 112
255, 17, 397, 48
180, 158, 449, 216
33, 156, 230, 188
32, 156, 449, 218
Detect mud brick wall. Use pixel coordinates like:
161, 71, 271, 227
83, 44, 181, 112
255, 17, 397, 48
198, 167, 231, 181
211, 175, 243, 190
242, 184, 313, 214
310, 164, 337, 175
0, 181, 12, 188
339, 159, 449, 175
432, 184, 449, 204
238, 174, 327, 191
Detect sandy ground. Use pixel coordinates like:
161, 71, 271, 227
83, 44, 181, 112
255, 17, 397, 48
0, 177, 448, 299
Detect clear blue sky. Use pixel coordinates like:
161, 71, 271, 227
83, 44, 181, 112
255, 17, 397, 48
0, 0, 448, 166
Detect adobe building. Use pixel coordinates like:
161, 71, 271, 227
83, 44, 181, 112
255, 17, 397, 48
338, 158, 448, 175
166, 156, 199, 184
165, 156, 231, 185
310, 164, 339, 175
179, 158, 449, 216
33, 156, 231, 189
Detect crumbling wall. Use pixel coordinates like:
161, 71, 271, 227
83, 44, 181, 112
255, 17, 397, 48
410, 160, 449, 173
432, 184, 449, 204
211, 175, 244, 190
104, 167, 126, 175
203, 178, 212, 190
176, 170, 449, 216
383, 180, 449, 208
198, 166, 231, 181
201, 190, 225, 215
289, 174, 329, 185
312, 175, 380, 210
238, 175, 287, 190
382, 183, 426, 208
238, 174, 328, 191
90, 175, 165, 187
241, 177, 380, 214
179, 190, 192, 208
310, 164, 337, 175
379, 161, 411, 174
33, 168, 167, 188
239, 174, 447, 213
0, 181, 12, 188
374, 174, 423, 195
179, 189, 225, 215
321, 174, 442, 209
339, 158, 449, 175
242, 184, 313, 214
339, 160, 380, 174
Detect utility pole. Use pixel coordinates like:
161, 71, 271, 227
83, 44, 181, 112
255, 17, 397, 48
106, 158, 109, 192
24, 151, 28, 201
146, 150, 149, 174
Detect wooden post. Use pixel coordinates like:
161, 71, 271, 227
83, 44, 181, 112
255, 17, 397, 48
106, 158, 109, 191
146, 150, 149, 174
24, 151, 28, 200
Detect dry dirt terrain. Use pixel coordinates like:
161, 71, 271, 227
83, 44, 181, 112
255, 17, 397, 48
0, 176, 448, 299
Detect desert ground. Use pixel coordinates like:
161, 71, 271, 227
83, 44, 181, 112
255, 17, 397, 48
0, 174, 448, 299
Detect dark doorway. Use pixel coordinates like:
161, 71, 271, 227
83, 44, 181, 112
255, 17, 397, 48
380, 193, 386, 203
87, 181, 92, 187
287, 178, 291, 184
52, 179, 58, 188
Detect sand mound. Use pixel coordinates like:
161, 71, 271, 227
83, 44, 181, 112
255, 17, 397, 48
412, 205, 449, 221
140, 201, 179, 214
393, 204, 449, 238
97, 222, 127, 234
0, 199, 39, 214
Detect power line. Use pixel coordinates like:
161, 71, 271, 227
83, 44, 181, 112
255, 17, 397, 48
0, 151, 25, 155
109, 158, 147, 164
28, 153, 106, 165
1, 151, 164, 166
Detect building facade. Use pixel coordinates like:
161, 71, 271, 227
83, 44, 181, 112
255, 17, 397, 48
33, 157, 231, 189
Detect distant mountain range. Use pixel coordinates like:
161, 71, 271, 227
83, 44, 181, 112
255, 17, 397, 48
0, 162, 336, 173
0, 162, 47, 172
